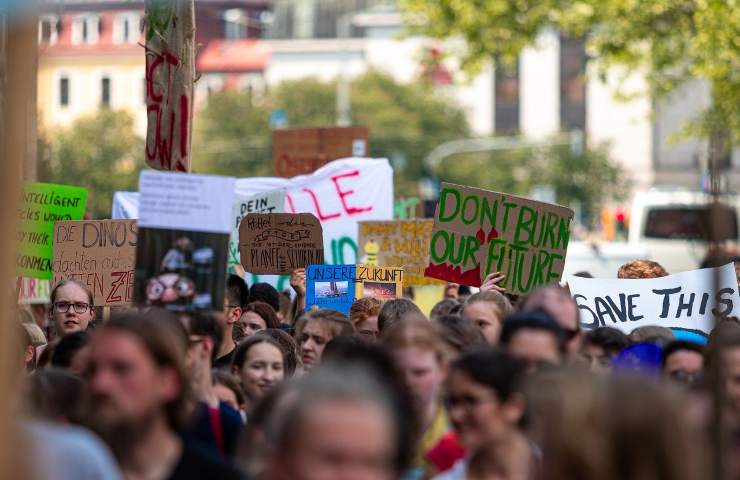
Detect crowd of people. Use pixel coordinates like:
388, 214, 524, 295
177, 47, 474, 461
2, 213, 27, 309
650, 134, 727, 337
12, 258, 740, 479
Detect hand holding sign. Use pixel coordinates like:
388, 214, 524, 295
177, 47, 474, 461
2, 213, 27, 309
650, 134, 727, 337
424, 183, 573, 294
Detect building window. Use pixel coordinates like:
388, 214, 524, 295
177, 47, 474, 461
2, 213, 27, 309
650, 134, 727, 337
224, 9, 248, 40
72, 14, 100, 45
101, 76, 111, 106
113, 12, 141, 44
38, 15, 59, 44
494, 61, 520, 134
560, 35, 587, 131
60, 76, 69, 107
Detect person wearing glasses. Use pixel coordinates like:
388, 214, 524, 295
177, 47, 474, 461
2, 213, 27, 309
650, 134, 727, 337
500, 309, 566, 373
48, 279, 95, 339
215, 275, 250, 370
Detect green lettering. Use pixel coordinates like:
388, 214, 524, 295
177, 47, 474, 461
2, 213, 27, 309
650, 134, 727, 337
480, 197, 498, 230
502, 201, 517, 232
438, 188, 461, 223
461, 195, 480, 225
556, 216, 571, 249
462, 235, 480, 269
514, 206, 535, 246
430, 230, 449, 263
484, 238, 507, 278
543, 212, 558, 249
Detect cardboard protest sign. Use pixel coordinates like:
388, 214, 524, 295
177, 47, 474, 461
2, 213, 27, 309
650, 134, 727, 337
17, 182, 88, 279
240, 213, 324, 275
16, 278, 50, 304
355, 265, 404, 301
424, 183, 574, 294
144, 0, 195, 172
53, 220, 137, 306
134, 171, 235, 311
228, 189, 285, 269
112, 158, 394, 291
567, 263, 740, 334
305, 264, 357, 314
359, 220, 441, 286
273, 127, 369, 177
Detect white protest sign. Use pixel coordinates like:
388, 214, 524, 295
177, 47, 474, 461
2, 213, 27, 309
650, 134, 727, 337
138, 171, 235, 233
114, 158, 394, 290
567, 263, 740, 334
229, 189, 286, 268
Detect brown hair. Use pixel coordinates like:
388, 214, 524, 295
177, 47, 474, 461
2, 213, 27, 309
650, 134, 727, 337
100, 310, 193, 431
244, 301, 280, 329
212, 370, 245, 407
382, 317, 451, 362
464, 290, 512, 319
261, 328, 301, 376
232, 334, 288, 374
537, 373, 704, 480
294, 309, 355, 344
349, 297, 382, 329
50, 278, 94, 305
617, 260, 668, 279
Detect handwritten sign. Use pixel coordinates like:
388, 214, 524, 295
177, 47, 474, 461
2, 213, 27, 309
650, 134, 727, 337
394, 197, 421, 219
359, 220, 441, 286
240, 213, 324, 275
16, 278, 51, 304
229, 189, 285, 268
355, 265, 404, 301
144, 0, 195, 172
567, 264, 740, 334
17, 182, 88, 279
424, 183, 573, 294
273, 127, 369, 177
52, 220, 137, 306
305, 264, 357, 314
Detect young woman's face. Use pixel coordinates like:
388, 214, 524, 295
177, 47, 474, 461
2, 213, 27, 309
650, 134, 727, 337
356, 315, 379, 341
299, 319, 332, 370
51, 283, 94, 337
240, 311, 268, 337
445, 370, 522, 450
462, 301, 502, 345
237, 342, 285, 401
392, 347, 446, 412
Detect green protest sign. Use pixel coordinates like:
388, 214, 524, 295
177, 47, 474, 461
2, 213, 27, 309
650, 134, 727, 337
17, 182, 88, 279
424, 183, 573, 295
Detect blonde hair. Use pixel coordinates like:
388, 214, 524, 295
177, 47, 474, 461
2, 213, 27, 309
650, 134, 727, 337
382, 317, 451, 362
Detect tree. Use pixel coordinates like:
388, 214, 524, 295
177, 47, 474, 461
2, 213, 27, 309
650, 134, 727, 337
400, 0, 740, 143
436, 141, 626, 223
191, 90, 272, 176
191, 71, 472, 196
37, 109, 143, 219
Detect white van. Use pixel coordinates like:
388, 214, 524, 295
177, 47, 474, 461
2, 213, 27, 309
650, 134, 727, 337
563, 189, 740, 278
628, 189, 740, 273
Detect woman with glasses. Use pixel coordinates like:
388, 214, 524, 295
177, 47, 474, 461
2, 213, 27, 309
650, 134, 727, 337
432, 349, 531, 480
48, 279, 95, 339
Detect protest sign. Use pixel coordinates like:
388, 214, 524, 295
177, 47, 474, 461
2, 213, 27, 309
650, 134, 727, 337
112, 158, 394, 290
17, 182, 88, 279
144, 0, 195, 172
305, 264, 357, 314
228, 189, 285, 269
240, 213, 324, 275
16, 277, 50, 304
567, 263, 740, 334
134, 172, 235, 311
355, 265, 404, 301
52, 220, 137, 306
273, 127, 369, 177
359, 220, 441, 286
424, 183, 574, 294
394, 197, 421, 219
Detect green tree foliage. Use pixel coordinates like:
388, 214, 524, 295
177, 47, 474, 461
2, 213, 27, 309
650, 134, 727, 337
192, 70, 472, 195
37, 109, 143, 219
400, 0, 740, 141
437, 141, 627, 223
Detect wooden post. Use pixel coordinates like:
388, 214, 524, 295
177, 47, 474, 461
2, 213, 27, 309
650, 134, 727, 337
143, 0, 195, 172
0, 5, 37, 479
